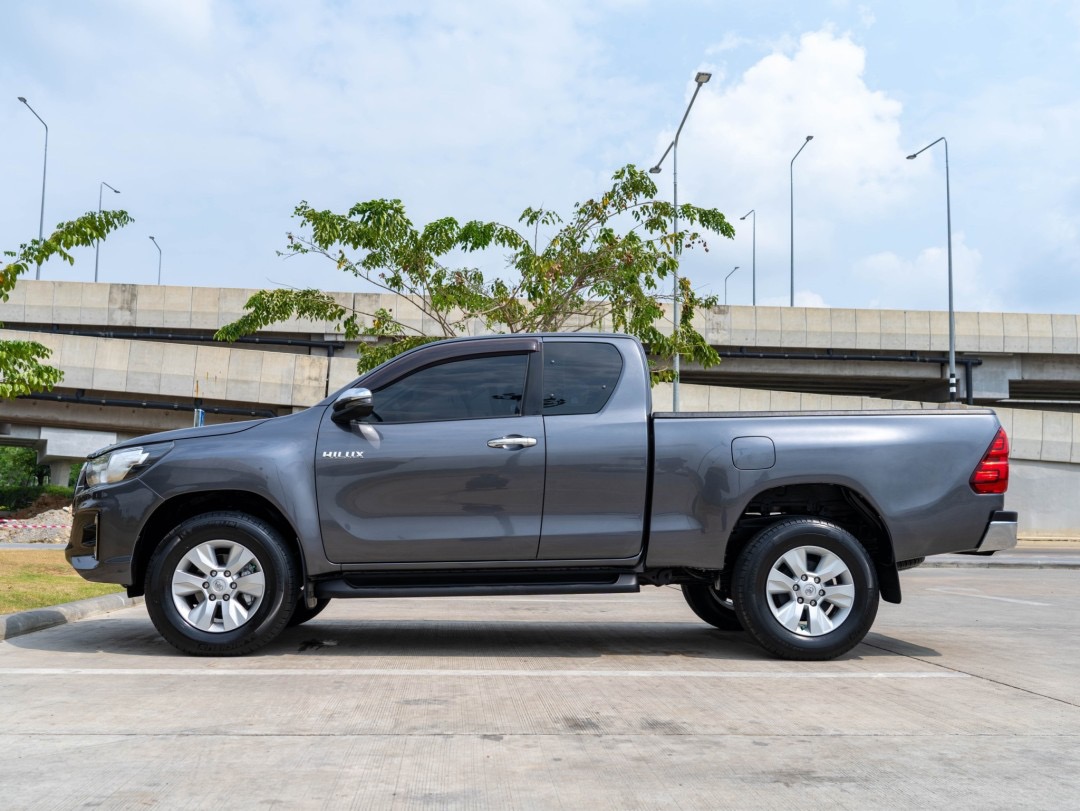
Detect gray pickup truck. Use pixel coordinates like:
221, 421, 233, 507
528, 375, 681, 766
67, 333, 1015, 660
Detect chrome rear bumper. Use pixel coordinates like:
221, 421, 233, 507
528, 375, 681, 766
977, 510, 1019, 553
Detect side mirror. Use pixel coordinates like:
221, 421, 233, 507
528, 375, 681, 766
331, 387, 374, 424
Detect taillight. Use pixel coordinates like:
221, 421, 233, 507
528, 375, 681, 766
970, 427, 1009, 494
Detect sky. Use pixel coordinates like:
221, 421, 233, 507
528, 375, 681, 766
3, 0, 1079, 315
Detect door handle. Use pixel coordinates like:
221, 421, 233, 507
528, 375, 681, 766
487, 436, 537, 449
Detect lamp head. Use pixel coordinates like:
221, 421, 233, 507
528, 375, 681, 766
18, 96, 27, 103
695, 72, 712, 85
649, 166, 662, 174
906, 154, 917, 160
805, 135, 814, 142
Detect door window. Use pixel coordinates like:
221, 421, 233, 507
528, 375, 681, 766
369, 353, 529, 423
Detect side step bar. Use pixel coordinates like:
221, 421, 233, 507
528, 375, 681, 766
315, 572, 640, 600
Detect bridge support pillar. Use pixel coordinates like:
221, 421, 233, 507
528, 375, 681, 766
48, 461, 73, 488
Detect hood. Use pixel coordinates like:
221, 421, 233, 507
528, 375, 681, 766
92, 417, 271, 457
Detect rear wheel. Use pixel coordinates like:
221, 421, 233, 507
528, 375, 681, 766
681, 582, 743, 631
145, 511, 298, 656
732, 518, 879, 661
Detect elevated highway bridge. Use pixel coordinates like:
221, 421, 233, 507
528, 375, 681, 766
2, 280, 1078, 535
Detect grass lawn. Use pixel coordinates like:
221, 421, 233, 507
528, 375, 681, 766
0, 549, 122, 615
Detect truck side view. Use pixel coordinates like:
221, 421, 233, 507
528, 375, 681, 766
66, 334, 1016, 660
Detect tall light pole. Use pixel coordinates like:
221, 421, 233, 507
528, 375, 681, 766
724, 266, 740, 305
149, 235, 162, 285
17, 96, 48, 280
740, 209, 756, 305
94, 182, 120, 282
649, 70, 712, 412
907, 137, 957, 402
789, 135, 813, 307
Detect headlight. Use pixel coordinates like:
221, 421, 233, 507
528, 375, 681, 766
85, 445, 170, 487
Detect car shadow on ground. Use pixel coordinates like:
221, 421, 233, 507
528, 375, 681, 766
3, 614, 934, 662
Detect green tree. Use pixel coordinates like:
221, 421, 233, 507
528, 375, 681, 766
216, 165, 734, 379
1, 211, 133, 398
0, 446, 38, 487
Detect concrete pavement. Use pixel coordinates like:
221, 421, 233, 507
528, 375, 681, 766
1, 567, 1078, 809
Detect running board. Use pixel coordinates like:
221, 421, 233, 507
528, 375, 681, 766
314, 572, 640, 599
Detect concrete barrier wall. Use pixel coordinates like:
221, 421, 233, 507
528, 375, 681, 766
7, 280, 1080, 355
0, 328, 363, 410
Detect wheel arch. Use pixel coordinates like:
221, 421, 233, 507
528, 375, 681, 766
128, 490, 305, 598
724, 482, 902, 604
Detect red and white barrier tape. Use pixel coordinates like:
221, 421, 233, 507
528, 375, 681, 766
0, 520, 72, 529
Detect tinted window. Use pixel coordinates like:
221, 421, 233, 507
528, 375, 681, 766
543, 342, 623, 416
370, 354, 529, 423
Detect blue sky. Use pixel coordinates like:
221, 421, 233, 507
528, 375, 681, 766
3, 0, 1079, 315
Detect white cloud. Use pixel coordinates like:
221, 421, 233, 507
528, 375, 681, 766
677, 29, 910, 218
654, 29, 918, 306
855, 232, 996, 313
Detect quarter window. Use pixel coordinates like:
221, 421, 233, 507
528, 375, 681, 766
542, 342, 623, 416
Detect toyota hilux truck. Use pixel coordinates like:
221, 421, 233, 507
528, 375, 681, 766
66, 333, 1016, 660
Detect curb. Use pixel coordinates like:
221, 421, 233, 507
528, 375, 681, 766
0, 593, 144, 642
922, 558, 1080, 570
922, 552, 1080, 570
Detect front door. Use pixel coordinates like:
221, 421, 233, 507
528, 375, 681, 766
316, 351, 545, 564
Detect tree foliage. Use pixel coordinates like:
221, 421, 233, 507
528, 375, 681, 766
0, 446, 38, 487
1, 211, 133, 398
216, 165, 734, 379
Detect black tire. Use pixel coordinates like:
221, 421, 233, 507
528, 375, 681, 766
145, 511, 298, 656
287, 596, 330, 627
732, 518, 879, 661
681, 582, 743, 631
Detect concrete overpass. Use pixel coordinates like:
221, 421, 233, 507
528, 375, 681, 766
1, 280, 1077, 535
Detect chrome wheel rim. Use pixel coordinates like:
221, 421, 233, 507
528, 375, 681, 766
171, 540, 266, 633
765, 545, 855, 637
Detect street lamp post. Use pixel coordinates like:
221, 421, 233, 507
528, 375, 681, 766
740, 209, 756, 305
789, 135, 813, 307
724, 266, 740, 305
17, 96, 48, 280
149, 235, 162, 285
907, 137, 957, 402
94, 182, 120, 282
649, 70, 711, 412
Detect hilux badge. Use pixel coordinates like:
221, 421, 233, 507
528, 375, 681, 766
322, 450, 364, 459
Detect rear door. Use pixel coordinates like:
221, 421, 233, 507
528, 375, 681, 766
536, 337, 650, 560
316, 341, 546, 564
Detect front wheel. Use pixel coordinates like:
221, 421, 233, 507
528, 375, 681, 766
732, 519, 879, 661
145, 511, 298, 656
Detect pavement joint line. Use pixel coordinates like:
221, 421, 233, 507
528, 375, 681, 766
2, 732, 1080, 741
0, 667, 971, 679
862, 641, 1080, 711
923, 588, 1051, 606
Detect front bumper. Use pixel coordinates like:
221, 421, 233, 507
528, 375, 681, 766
976, 510, 1019, 553
65, 478, 160, 585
